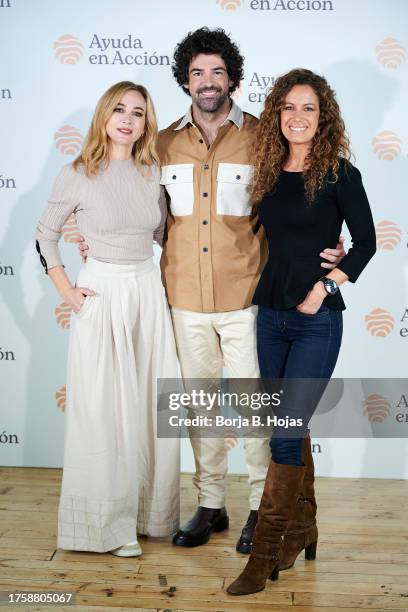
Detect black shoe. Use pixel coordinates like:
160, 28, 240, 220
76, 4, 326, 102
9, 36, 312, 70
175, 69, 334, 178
172, 506, 229, 547
236, 510, 258, 554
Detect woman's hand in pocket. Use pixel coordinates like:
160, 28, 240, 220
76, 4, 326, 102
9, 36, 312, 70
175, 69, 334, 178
62, 286, 96, 313
296, 282, 326, 315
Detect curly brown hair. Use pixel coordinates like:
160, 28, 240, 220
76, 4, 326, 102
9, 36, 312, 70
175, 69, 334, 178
172, 27, 244, 96
251, 68, 351, 204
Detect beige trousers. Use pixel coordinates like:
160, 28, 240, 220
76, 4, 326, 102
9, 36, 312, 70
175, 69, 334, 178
58, 258, 180, 552
171, 306, 270, 511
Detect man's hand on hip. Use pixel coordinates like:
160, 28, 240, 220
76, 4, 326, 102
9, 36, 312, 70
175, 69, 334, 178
320, 235, 346, 270
70, 234, 88, 263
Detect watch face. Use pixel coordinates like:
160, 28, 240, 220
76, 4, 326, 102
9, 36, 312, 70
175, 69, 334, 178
324, 279, 338, 294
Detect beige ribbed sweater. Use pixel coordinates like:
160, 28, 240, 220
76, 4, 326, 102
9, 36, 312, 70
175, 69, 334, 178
35, 159, 167, 270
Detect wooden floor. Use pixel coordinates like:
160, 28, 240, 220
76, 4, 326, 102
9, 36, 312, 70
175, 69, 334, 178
0, 468, 408, 611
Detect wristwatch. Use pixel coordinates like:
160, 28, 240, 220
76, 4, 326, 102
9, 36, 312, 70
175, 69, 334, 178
319, 276, 338, 295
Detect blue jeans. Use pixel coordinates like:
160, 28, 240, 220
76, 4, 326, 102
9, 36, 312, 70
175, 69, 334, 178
257, 304, 343, 465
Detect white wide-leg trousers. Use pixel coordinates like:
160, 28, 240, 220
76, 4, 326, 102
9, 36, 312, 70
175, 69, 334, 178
58, 258, 180, 552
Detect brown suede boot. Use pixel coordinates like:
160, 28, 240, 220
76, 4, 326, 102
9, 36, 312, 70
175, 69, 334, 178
279, 435, 318, 570
226, 460, 306, 596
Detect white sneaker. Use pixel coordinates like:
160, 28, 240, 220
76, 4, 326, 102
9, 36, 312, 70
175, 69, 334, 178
110, 540, 142, 557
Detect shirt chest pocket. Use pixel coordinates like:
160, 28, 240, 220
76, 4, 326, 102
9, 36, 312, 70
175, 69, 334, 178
160, 164, 194, 217
216, 163, 253, 216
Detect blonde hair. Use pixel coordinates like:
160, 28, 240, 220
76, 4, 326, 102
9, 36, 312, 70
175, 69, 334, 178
73, 81, 159, 176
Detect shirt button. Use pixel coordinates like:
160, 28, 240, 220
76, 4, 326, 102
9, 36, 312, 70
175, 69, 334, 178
202, 220, 208, 225
203, 192, 208, 197
203, 247, 208, 253
236, 175, 241, 180
172, 175, 177, 180
203, 164, 209, 170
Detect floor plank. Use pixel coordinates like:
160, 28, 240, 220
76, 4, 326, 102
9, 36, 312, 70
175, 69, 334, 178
0, 468, 407, 611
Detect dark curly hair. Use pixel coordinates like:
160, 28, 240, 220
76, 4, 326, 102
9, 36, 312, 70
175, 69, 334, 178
172, 27, 244, 96
251, 68, 352, 204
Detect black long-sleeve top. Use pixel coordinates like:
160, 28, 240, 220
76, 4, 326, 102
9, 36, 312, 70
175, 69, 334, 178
252, 159, 377, 311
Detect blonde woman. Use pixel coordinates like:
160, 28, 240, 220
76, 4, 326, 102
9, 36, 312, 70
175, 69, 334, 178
35, 81, 179, 556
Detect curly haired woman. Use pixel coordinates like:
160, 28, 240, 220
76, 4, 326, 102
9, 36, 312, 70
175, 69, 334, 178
227, 68, 376, 595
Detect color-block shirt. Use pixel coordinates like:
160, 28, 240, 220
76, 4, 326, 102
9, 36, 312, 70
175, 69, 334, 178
157, 101, 266, 313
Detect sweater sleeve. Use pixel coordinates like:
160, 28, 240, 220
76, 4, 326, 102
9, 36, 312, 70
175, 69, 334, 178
35, 164, 81, 273
153, 185, 168, 247
335, 161, 377, 283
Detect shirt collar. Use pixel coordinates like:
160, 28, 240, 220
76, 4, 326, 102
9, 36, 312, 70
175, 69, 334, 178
173, 99, 244, 131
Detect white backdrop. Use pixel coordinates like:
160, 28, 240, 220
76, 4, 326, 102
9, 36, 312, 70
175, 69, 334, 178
0, 0, 407, 478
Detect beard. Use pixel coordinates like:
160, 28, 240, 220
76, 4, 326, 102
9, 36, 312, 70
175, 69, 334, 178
195, 88, 229, 113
